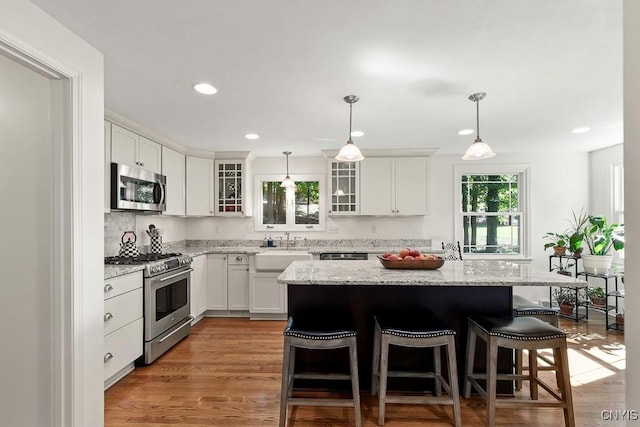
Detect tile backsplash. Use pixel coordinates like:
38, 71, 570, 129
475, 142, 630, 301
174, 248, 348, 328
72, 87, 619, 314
104, 212, 136, 256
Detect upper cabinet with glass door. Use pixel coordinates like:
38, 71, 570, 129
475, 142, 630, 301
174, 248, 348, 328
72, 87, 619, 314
328, 160, 359, 215
214, 159, 252, 216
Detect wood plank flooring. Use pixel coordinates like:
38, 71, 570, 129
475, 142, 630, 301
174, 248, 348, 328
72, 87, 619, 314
105, 313, 625, 426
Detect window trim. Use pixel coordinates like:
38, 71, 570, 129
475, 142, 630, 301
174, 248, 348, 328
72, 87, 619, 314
254, 173, 326, 232
453, 164, 531, 259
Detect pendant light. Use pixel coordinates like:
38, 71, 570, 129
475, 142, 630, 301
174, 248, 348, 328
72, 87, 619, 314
335, 95, 365, 162
280, 151, 296, 188
462, 92, 496, 160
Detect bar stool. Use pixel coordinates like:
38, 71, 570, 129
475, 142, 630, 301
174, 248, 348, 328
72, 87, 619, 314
371, 313, 462, 427
464, 316, 575, 427
279, 316, 361, 427
512, 294, 560, 391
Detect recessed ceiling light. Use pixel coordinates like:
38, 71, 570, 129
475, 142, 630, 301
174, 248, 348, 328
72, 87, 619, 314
193, 83, 217, 95
350, 131, 364, 137
571, 127, 591, 134
244, 133, 260, 140
458, 129, 474, 136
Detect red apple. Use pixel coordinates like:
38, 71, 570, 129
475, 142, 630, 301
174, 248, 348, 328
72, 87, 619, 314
403, 255, 415, 260
409, 249, 421, 258
387, 254, 401, 260
398, 248, 410, 258
382, 252, 392, 259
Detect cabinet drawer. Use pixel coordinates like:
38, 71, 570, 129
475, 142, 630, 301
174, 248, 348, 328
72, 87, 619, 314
104, 288, 143, 336
228, 254, 249, 265
104, 271, 142, 300
104, 317, 143, 381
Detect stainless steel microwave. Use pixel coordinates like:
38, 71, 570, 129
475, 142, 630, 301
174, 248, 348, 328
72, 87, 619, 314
111, 162, 166, 212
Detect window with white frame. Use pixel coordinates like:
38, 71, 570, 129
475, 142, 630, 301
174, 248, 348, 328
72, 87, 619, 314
255, 174, 325, 231
454, 164, 529, 257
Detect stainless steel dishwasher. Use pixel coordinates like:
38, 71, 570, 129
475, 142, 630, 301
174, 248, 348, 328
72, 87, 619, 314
319, 252, 368, 260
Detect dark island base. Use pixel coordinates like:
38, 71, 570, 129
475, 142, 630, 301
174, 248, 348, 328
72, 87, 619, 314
287, 284, 514, 394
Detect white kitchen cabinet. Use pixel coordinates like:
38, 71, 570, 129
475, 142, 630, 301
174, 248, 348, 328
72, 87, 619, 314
103, 271, 143, 389
190, 255, 208, 324
207, 254, 228, 310
227, 254, 249, 310
104, 120, 112, 213
162, 146, 186, 216
328, 160, 359, 215
186, 156, 214, 216
360, 157, 428, 216
110, 123, 161, 173
214, 159, 252, 216
250, 272, 287, 315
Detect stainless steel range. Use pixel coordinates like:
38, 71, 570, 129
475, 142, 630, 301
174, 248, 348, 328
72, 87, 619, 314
105, 253, 193, 364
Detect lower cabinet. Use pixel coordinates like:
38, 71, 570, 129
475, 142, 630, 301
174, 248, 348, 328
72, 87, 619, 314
190, 255, 208, 324
250, 271, 287, 318
206, 253, 250, 315
103, 271, 143, 389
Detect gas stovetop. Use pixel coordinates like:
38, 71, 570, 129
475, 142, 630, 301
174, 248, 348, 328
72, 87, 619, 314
105, 253, 193, 277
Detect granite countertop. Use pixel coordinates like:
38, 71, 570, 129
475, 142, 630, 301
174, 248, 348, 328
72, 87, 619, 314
276, 259, 589, 287
104, 264, 145, 280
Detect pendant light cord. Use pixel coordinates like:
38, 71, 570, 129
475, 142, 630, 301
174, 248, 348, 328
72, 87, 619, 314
475, 98, 481, 142
348, 102, 353, 143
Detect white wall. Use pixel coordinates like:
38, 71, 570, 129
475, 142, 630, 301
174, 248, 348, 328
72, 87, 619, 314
0, 2, 104, 426
135, 214, 186, 249
624, 0, 639, 413
589, 144, 623, 219
0, 51, 54, 427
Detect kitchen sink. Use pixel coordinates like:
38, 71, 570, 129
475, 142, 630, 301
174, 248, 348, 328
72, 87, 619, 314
254, 250, 312, 271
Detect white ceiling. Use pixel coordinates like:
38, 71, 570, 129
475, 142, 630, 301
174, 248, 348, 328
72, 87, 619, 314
31, 0, 622, 157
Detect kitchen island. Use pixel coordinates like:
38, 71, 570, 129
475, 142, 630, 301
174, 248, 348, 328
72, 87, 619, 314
277, 259, 586, 392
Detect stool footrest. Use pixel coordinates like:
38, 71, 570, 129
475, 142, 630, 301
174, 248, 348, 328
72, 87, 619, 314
495, 400, 567, 408
287, 397, 355, 408
385, 395, 457, 405
294, 372, 352, 381
386, 370, 437, 379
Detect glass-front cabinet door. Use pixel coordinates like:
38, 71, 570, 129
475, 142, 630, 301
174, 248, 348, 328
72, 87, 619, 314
215, 160, 244, 215
329, 160, 359, 215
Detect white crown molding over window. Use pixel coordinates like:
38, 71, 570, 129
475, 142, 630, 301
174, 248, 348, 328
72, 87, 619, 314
453, 163, 531, 260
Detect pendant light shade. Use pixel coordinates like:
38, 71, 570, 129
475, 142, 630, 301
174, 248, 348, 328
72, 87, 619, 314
462, 92, 496, 160
280, 151, 296, 188
335, 95, 365, 162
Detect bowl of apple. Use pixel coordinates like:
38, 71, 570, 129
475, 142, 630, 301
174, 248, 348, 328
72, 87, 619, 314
377, 248, 445, 270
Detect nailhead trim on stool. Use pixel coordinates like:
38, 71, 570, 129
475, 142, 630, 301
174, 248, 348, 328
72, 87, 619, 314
279, 316, 361, 427
464, 316, 575, 427
372, 314, 462, 427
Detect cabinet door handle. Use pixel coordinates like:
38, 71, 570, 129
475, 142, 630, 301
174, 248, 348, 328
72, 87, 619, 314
140, 162, 144, 167
104, 284, 113, 293
104, 312, 113, 321
104, 353, 114, 363
236, 256, 243, 262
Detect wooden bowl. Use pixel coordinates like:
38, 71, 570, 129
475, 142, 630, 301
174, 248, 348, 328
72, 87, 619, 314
377, 255, 445, 270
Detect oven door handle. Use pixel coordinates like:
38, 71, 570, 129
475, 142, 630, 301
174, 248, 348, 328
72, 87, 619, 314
158, 268, 193, 282
158, 317, 193, 343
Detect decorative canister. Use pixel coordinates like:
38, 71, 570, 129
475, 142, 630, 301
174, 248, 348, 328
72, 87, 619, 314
150, 235, 163, 254
119, 231, 140, 257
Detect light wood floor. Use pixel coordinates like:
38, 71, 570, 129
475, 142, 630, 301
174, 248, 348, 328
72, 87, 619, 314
105, 313, 626, 426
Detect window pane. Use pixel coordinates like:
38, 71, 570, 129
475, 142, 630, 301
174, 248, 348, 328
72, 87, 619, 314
294, 181, 319, 224
461, 174, 518, 213
462, 214, 520, 254
262, 182, 286, 224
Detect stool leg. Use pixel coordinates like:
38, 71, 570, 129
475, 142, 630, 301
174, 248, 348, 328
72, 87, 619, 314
279, 338, 291, 427
554, 343, 576, 427
463, 324, 477, 399
445, 336, 462, 427
348, 337, 362, 427
486, 336, 498, 427
515, 349, 523, 391
434, 345, 442, 397
529, 349, 539, 400
378, 335, 390, 426
288, 346, 296, 397
371, 322, 381, 396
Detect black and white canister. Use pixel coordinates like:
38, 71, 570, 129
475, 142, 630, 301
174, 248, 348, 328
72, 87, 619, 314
150, 236, 163, 254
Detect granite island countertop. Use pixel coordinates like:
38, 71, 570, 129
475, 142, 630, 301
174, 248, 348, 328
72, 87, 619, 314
277, 259, 588, 287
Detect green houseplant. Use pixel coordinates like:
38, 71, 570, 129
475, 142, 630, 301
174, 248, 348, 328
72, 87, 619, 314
554, 288, 576, 316
567, 209, 590, 257
543, 232, 570, 256
581, 215, 624, 275
588, 286, 606, 307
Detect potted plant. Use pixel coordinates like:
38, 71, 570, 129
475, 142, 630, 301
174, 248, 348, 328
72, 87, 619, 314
554, 288, 576, 316
582, 215, 624, 275
588, 286, 606, 308
543, 232, 570, 256
553, 258, 574, 276
567, 209, 589, 257
616, 311, 624, 328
